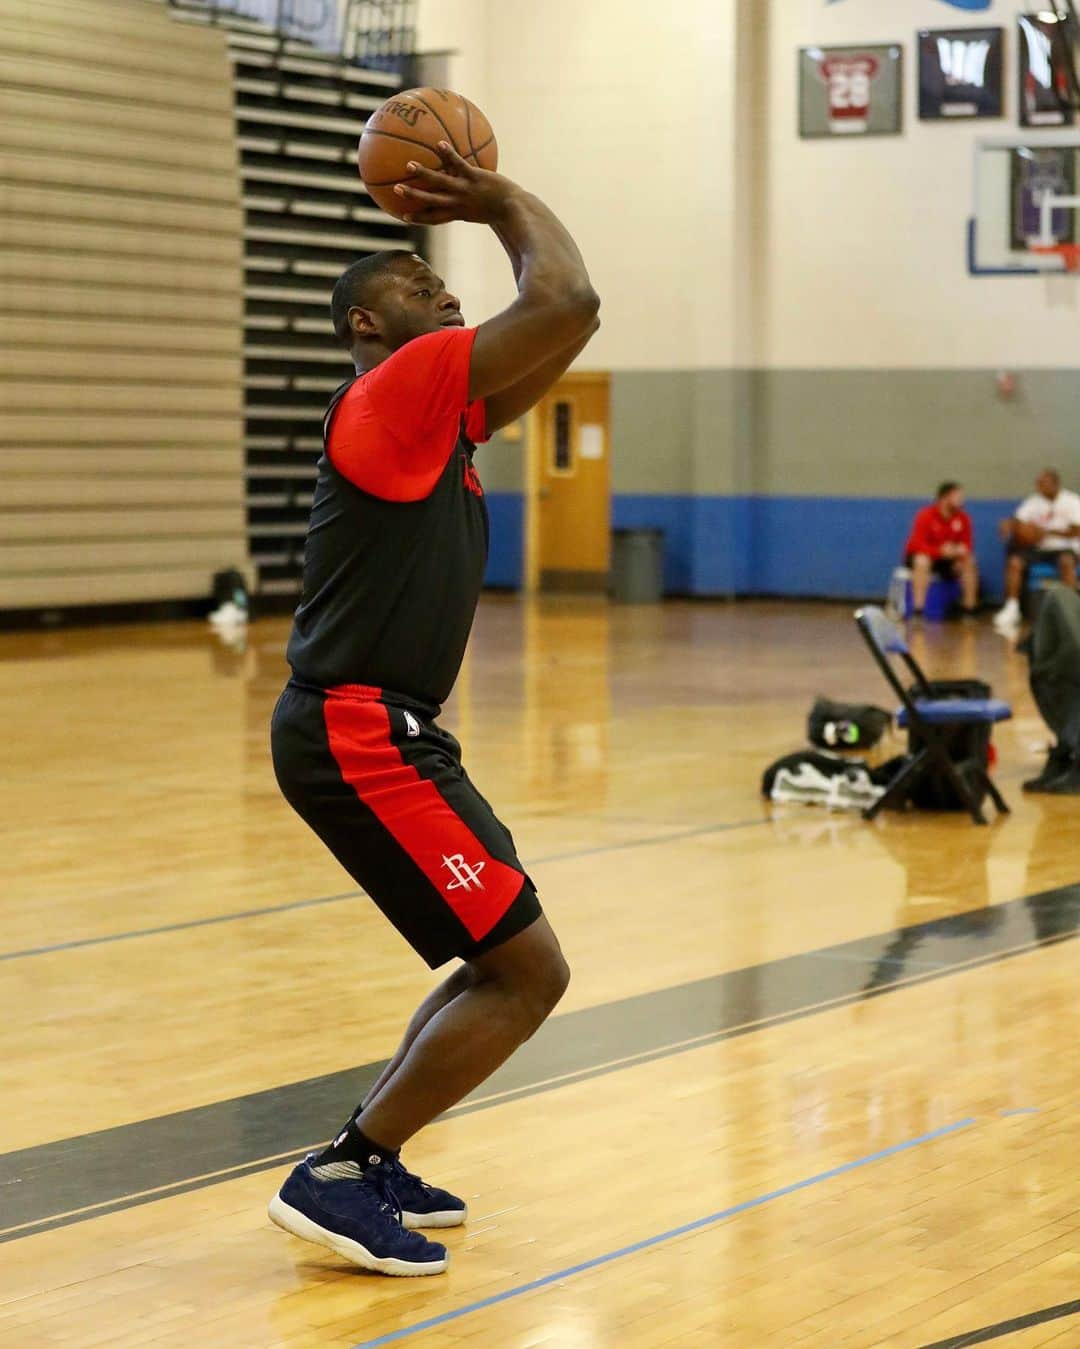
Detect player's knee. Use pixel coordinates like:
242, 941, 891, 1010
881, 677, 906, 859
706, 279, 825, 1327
911, 553, 931, 573
512, 948, 568, 1031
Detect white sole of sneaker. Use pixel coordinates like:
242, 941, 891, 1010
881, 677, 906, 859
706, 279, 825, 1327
267, 1195, 448, 1276
401, 1207, 468, 1230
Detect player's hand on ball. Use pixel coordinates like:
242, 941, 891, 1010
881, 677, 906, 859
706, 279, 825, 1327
394, 142, 515, 226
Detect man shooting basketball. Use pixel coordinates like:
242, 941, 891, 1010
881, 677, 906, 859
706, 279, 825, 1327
268, 143, 599, 1275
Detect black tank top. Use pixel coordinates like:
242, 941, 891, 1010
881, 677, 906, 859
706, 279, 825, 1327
285, 378, 490, 706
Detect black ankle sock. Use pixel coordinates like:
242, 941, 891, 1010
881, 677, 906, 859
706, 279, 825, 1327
314, 1119, 396, 1169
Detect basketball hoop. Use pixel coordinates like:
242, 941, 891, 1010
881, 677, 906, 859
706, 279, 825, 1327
1030, 241, 1080, 271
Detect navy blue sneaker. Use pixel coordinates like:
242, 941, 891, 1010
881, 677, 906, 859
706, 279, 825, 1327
377, 1156, 468, 1230
268, 1155, 448, 1276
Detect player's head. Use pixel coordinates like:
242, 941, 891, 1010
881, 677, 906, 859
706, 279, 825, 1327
1036, 467, 1061, 500
937, 481, 963, 513
331, 251, 463, 357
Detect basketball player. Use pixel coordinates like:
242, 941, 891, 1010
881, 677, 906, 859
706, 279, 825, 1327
267, 143, 599, 1275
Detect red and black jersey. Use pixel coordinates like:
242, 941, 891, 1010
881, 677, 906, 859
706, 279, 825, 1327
286, 326, 490, 707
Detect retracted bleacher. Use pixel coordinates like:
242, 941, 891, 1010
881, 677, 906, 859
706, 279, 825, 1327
169, 0, 423, 602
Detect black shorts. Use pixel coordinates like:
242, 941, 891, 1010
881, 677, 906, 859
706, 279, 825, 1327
271, 679, 541, 969
1010, 547, 1077, 569
906, 553, 957, 579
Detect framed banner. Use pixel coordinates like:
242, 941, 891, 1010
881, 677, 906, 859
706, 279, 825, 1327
799, 44, 903, 138
1018, 13, 1074, 126
1010, 145, 1076, 249
918, 27, 1003, 119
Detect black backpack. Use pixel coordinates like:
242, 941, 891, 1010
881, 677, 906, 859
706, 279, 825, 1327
807, 696, 892, 751
905, 678, 993, 811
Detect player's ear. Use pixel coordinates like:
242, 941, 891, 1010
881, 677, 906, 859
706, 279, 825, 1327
348, 306, 380, 338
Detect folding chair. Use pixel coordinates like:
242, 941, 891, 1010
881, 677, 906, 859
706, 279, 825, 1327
854, 606, 1012, 825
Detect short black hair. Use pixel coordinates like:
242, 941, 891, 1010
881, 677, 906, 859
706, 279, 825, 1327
330, 251, 414, 346
937, 480, 960, 499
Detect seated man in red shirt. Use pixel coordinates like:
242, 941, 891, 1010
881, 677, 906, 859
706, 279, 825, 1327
904, 481, 978, 619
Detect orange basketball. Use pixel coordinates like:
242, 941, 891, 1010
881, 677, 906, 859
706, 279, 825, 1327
358, 88, 498, 220
1013, 519, 1043, 549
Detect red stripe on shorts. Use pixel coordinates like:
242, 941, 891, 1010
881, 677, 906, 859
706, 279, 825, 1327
323, 696, 523, 941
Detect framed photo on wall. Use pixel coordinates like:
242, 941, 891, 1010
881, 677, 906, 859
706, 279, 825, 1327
1018, 13, 1074, 126
1009, 145, 1076, 250
799, 44, 903, 138
918, 27, 1003, 120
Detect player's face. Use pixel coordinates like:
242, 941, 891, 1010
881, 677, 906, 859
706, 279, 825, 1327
942, 488, 964, 513
379, 258, 464, 349
1036, 471, 1059, 500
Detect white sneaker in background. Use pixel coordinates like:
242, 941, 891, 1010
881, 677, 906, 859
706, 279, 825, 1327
993, 599, 1020, 630
208, 600, 247, 627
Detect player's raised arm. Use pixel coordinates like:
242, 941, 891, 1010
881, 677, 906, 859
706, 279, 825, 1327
394, 143, 599, 400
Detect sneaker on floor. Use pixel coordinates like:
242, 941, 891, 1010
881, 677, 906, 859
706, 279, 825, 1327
1038, 758, 1080, 795
1023, 746, 1073, 792
376, 1156, 468, 1229
993, 600, 1021, 630
268, 1155, 448, 1276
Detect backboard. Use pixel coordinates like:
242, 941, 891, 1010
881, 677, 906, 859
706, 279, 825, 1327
969, 133, 1080, 274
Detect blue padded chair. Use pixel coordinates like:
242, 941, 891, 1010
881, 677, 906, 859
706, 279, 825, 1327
854, 605, 1012, 825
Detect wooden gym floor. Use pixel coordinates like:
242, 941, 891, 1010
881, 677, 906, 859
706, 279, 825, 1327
1, 597, 1078, 1348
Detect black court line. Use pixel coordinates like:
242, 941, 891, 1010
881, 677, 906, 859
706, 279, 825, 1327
0, 818, 769, 963
1, 882, 1075, 1246
917, 1297, 1080, 1347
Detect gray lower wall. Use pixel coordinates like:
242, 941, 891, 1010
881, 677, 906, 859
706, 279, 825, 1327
610, 368, 1080, 500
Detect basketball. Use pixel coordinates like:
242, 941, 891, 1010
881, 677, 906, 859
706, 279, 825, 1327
1013, 520, 1043, 549
358, 88, 498, 219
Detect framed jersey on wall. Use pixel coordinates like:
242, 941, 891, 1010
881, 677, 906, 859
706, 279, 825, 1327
918, 27, 1004, 119
799, 44, 903, 138
1018, 13, 1074, 126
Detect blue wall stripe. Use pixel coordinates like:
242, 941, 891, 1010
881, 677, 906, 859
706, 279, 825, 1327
485, 494, 1018, 600
484, 491, 524, 589
351, 1117, 977, 1348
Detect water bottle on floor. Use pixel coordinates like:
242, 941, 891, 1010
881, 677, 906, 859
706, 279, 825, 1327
886, 567, 911, 622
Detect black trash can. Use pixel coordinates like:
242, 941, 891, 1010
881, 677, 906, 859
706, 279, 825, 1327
611, 528, 665, 604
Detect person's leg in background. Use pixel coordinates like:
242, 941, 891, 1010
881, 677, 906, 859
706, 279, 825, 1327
994, 550, 1025, 629
1023, 587, 1080, 794
1056, 549, 1078, 590
910, 553, 932, 616
957, 552, 978, 617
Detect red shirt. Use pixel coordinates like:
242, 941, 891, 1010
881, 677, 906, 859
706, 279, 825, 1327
328, 327, 488, 499
905, 504, 973, 560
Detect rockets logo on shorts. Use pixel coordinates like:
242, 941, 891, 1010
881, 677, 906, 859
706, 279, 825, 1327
442, 854, 486, 892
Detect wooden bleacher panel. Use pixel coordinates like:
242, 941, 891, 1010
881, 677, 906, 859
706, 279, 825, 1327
0, 0, 246, 612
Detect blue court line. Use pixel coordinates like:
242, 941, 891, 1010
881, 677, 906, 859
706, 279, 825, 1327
350, 1117, 977, 1349
0, 818, 768, 963
1000, 1107, 1040, 1117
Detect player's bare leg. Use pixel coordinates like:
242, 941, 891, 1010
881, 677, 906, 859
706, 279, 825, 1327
362, 963, 476, 1111
1058, 551, 1078, 589
356, 915, 569, 1149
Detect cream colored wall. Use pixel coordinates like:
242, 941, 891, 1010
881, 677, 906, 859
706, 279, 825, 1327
418, 0, 1080, 374
763, 0, 1080, 369
416, 0, 741, 371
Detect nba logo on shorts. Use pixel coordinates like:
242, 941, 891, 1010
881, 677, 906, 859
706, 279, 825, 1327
442, 854, 486, 891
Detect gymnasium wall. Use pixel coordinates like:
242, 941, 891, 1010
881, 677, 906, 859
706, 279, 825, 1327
417, 0, 1078, 599
0, 0, 247, 611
